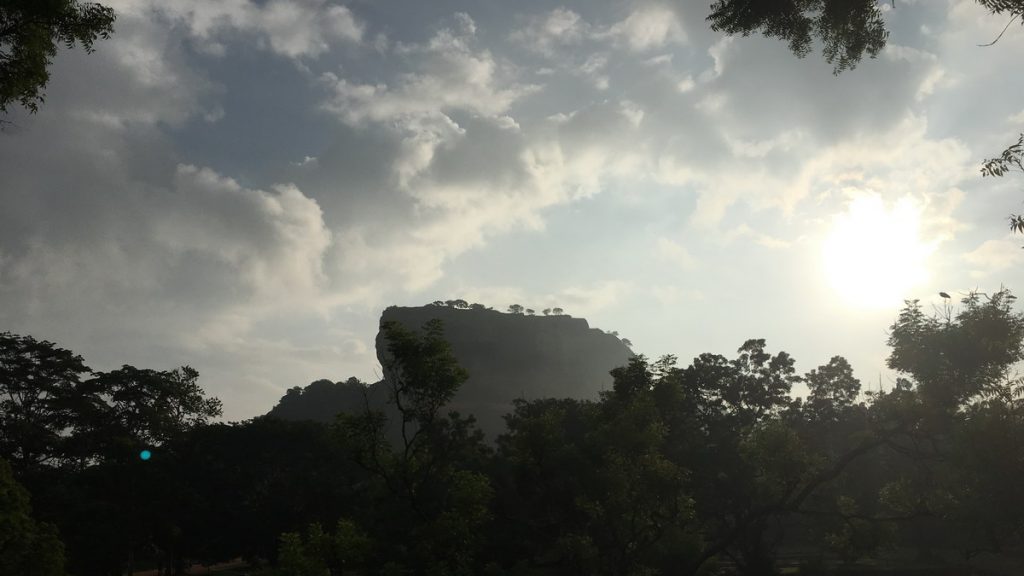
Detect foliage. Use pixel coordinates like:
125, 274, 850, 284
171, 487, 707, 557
494, 386, 695, 576
88, 364, 222, 456
276, 520, 372, 576
162, 418, 362, 566
0, 332, 93, 471
0, 331, 226, 574
804, 356, 861, 421
981, 133, 1024, 179
0, 457, 65, 576
870, 290, 1024, 558
708, 1, 1024, 74
1, 332, 222, 473
977, 0, 1024, 19
10, 289, 1024, 575
886, 289, 1024, 410
707, 0, 888, 74
0, 0, 116, 114
338, 320, 493, 575
981, 134, 1024, 233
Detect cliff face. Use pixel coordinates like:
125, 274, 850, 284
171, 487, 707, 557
266, 305, 633, 440
376, 305, 633, 438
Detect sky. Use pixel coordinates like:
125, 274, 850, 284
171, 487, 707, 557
3, 0, 1024, 420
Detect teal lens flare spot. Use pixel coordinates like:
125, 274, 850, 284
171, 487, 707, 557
139, 449, 152, 461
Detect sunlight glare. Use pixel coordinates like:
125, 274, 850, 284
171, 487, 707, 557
823, 194, 933, 309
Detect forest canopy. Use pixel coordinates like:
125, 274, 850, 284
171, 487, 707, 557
3, 291, 1024, 575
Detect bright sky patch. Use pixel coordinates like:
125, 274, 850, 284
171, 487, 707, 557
823, 194, 934, 310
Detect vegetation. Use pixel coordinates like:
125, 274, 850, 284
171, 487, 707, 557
707, 0, 888, 74
432, 300, 568, 316
3, 291, 1024, 574
708, 0, 1024, 74
0, 0, 116, 114
0, 457, 65, 576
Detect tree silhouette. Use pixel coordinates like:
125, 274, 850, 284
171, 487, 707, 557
982, 134, 1024, 233
8, 293, 1024, 574
708, 1, 1024, 75
707, 0, 887, 74
338, 320, 492, 574
0, 1, 116, 114
89, 365, 223, 457
0, 332, 93, 471
507, 304, 524, 315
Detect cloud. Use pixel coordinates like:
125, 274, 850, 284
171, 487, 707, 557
155, 165, 333, 305
41, 10, 219, 127
964, 236, 1024, 279
320, 13, 539, 188
511, 4, 684, 56
509, 7, 590, 56
108, 0, 365, 59
657, 238, 698, 269
7, 0, 1023, 422
603, 4, 685, 52
323, 15, 534, 124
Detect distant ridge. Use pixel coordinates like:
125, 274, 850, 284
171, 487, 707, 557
267, 304, 634, 439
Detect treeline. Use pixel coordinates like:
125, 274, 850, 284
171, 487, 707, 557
3, 291, 1024, 575
426, 300, 568, 316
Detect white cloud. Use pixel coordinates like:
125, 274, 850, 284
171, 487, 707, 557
604, 4, 685, 51
723, 129, 804, 159
9, 0, 1023, 421
260, 1, 363, 57
108, 0, 364, 59
44, 10, 219, 127
319, 14, 542, 203
510, 7, 589, 55
580, 53, 611, 89
660, 114, 973, 232
511, 3, 684, 61
155, 165, 333, 304
964, 237, 1024, 278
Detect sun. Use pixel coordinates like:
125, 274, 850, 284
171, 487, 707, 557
822, 194, 934, 309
